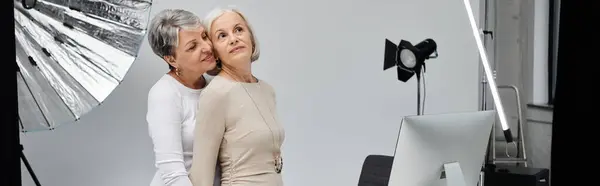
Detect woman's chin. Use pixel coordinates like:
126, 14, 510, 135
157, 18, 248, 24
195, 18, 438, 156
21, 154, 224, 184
230, 52, 252, 62
208, 61, 217, 68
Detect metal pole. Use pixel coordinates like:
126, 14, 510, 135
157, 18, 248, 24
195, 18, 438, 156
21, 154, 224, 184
480, 0, 494, 185
417, 77, 421, 115
1, 1, 21, 186
21, 145, 42, 186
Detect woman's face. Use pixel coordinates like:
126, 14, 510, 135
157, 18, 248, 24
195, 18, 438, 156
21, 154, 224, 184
167, 26, 216, 76
209, 12, 254, 66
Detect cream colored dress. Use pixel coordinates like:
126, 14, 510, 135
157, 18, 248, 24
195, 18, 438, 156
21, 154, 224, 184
190, 76, 285, 186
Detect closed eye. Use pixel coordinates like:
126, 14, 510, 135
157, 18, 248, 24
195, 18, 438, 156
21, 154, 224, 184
187, 43, 196, 51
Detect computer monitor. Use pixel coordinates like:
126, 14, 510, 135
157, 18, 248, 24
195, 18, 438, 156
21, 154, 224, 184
388, 110, 496, 186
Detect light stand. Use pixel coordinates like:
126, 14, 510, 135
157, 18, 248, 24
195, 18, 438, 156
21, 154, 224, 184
479, 0, 496, 170
3, 1, 19, 186
20, 144, 42, 186
477, 0, 495, 185
384, 38, 438, 115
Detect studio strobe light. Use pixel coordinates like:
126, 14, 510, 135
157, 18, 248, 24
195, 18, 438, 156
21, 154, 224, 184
384, 38, 438, 82
384, 38, 438, 115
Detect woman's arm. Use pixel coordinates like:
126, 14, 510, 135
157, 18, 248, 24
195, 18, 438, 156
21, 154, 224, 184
147, 87, 192, 186
189, 88, 227, 186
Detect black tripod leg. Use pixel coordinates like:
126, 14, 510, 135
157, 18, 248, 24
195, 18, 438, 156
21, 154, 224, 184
20, 144, 41, 186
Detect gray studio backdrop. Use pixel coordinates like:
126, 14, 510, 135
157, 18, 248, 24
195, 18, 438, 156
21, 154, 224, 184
20, 0, 482, 186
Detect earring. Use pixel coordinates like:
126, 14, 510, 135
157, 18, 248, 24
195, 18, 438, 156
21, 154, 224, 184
175, 68, 181, 76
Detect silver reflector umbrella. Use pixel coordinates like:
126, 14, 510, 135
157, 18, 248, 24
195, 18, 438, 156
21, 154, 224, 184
15, 0, 152, 133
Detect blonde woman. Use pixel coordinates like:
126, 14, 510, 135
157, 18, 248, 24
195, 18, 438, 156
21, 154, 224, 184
190, 7, 285, 186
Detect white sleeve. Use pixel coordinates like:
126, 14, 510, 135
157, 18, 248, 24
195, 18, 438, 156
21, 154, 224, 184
146, 85, 193, 186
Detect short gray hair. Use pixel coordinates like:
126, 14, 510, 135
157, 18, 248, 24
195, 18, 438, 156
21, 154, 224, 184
147, 9, 202, 59
203, 7, 260, 62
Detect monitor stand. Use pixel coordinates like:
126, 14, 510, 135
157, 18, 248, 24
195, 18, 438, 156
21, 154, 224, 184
441, 162, 467, 186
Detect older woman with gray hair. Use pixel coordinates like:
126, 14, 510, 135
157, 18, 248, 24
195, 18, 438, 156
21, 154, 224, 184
189, 7, 285, 186
145, 9, 220, 186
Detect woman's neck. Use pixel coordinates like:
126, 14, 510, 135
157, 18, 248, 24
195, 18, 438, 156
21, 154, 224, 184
169, 71, 206, 89
220, 62, 256, 83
